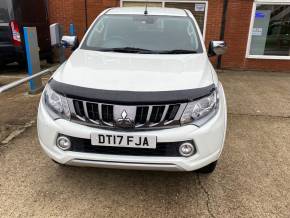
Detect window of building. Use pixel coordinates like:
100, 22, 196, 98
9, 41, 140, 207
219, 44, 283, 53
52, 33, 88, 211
120, 0, 208, 38
247, 1, 290, 59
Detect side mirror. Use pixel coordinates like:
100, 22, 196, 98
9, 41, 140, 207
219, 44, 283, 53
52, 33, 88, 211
208, 41, 227, 57
61, 35, 79, 50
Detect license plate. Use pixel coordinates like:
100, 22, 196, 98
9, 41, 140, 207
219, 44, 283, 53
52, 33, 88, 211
91, 133, 157, 149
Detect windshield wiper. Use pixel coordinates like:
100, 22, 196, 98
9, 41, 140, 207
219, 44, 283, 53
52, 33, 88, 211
98, 47, 197, 54
99, 47, 157, 54
159, 49, 198, 54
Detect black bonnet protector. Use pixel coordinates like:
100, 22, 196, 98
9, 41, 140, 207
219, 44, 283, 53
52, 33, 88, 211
49, 79, 216, 105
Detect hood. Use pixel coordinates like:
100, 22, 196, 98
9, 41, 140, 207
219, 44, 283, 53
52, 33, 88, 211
53, 49, 214, 92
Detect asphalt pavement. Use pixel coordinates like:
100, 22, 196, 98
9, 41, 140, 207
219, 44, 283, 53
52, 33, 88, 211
0, 67, 289, 217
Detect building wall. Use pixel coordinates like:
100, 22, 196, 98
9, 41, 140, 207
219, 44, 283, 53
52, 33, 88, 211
204, 0, 223, 66
47, 0, 290, 71
204, 0, 223, 47
48, 0, 120, 40
86, 0, 120, 31
48, 0, 74, 35
222, 0, 290, 71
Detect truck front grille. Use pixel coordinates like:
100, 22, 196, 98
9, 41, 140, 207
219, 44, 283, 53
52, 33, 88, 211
101, 104, 114, 123
68, 99, 186, 130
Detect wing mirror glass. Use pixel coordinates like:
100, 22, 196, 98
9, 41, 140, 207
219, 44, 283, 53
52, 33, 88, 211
208, 41, 227, 57
61, 35, 79, 50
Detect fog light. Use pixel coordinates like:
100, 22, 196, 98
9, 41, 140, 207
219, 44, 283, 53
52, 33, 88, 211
56, 136, 71, 151
179, 142, 195, 157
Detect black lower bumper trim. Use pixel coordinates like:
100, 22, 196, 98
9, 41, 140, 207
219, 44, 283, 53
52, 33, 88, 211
63, 135, 195, 157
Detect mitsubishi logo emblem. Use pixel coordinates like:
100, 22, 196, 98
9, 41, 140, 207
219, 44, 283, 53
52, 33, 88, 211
115, 109, 134, 128
121, 110, 127, 119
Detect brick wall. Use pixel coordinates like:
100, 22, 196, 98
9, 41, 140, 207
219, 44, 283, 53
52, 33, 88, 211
204, 0, 223, 46
222, 0, 290, 71
47, 0, 290, 71
205, 0, 224, 66
48, 0, 120, 40
48, 0, 74, 35
86, 0, 120, 32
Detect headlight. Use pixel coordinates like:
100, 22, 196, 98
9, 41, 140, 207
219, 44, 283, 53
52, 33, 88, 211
180, 90, 218, 126
44, 84, 71, 119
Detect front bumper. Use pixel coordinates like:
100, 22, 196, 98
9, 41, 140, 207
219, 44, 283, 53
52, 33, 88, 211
37, 83, 227, 172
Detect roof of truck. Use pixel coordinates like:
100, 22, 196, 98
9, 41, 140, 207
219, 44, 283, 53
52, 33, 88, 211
106, 7, 188, 17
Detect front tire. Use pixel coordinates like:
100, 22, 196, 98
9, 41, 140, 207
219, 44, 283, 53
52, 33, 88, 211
196, 161, 218, 174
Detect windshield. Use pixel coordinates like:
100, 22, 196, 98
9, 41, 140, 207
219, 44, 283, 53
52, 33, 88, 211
81, 14, 203, 54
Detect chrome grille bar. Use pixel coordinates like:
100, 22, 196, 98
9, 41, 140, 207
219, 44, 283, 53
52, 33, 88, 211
72, 100, 86, 121
68, 98, 185, 129
160, 105, 169, 123
146, 106, 153, 124
82, 101, 89, 119
98, 103, 103, 121
85, 102, 100, 125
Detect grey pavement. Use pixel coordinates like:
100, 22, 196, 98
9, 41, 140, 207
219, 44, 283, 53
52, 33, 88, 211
0, 68, 289, 217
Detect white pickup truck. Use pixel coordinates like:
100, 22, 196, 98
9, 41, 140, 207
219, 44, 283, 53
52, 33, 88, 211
37, 7, 227, 173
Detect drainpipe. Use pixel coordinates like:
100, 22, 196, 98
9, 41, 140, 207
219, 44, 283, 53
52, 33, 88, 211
84, 0, 88, 32
217, 0, 229, 69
